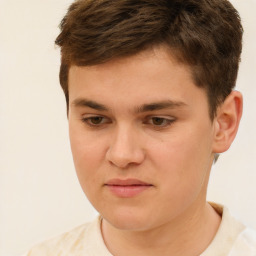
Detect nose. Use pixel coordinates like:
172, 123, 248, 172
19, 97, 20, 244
106, 125, 145, 169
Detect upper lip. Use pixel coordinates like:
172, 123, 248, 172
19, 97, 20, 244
105, 178, 152, 186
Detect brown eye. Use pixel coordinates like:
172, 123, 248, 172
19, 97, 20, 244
81, 116, 109, 127
152, 117, 165, 126
145, 116, 175, 128
89, 117, 103, 125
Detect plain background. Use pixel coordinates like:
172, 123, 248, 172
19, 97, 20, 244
0, 0, 255, 255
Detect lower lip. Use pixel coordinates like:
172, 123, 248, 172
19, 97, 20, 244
106, 185, 152, 198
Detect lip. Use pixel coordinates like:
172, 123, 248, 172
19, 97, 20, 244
104, 179, 153, 198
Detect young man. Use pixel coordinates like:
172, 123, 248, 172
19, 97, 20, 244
26, 0, 256, 255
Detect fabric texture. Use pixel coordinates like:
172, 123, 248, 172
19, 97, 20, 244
24, 203, 256, 256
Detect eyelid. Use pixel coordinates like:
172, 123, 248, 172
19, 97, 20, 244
145, 115, 175, 120
81, 114, 111, 127
144, 116, 176, 127
80, 114, 176, 128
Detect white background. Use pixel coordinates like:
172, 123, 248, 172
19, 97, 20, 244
0, 0, 255, 255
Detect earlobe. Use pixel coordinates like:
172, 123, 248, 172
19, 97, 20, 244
212, 91, 243, 153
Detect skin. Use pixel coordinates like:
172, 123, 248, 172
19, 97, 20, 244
68, 46, 242, 255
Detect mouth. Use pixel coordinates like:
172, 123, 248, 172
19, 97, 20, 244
104, 179, 153, 198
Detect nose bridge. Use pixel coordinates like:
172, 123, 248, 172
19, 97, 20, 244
106, 123, 144, 168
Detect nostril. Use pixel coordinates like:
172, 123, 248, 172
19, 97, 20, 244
105, 130, 145, 168
106, 149, 145, 169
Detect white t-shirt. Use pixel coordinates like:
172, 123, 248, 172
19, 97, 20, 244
24, 203, 256, 256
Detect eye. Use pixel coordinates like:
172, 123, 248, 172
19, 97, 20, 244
151, 117, 166, 126
88, 116, 104, 125
146, 116, 175, 127
81, 116, 110, 127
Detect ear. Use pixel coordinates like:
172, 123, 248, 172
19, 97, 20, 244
212, 90, 243, 153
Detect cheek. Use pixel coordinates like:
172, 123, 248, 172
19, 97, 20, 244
69, 127, 106, 181
69, 132, 107, 202
149, 128, 212, 190
150, 135, 203, 171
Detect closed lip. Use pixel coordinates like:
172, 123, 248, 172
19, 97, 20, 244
104, 178, 153, 186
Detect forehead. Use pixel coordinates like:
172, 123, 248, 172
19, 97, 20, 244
69, 46, 190, 80
68, 47, 209, 114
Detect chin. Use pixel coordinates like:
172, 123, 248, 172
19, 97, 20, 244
101, 206, 162, 232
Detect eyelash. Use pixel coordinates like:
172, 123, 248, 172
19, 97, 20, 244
81, 116, 110, 127
146, 117, 175, 127
81, 116, 175, 128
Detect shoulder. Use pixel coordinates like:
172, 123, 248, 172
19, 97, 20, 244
202, 203, 256, 255
26, 216, 107, 256
228, 227, 256, 256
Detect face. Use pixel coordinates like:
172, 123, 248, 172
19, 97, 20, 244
68, 47, 216, 231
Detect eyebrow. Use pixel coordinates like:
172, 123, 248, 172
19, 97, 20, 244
71, 98, 187, 112
72, 98, 108, 111
136, 100, 187, 113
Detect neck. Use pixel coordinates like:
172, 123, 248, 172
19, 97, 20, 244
101, 202, 221, 256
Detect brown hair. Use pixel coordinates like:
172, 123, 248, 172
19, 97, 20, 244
55, 0, 243, 119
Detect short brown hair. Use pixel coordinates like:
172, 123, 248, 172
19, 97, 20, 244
55, 0, 243, 119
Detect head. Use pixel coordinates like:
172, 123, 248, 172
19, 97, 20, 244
55, 0, 243, 120
55, 0, 243, 232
